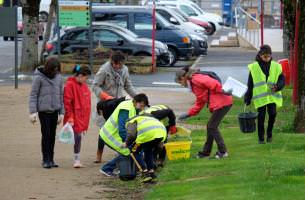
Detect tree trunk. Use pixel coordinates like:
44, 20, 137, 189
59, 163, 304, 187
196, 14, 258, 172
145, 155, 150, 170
20, 0, 41, 72
39, 0, 56, 64
294, 0, 305, 132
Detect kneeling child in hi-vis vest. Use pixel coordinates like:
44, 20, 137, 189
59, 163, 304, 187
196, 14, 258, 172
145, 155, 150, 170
141, 104, 177, 166
124, 115, 167, 180
99, 93, 149, 177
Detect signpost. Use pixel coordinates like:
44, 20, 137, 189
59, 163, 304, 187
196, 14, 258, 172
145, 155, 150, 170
58, 0, 90, 27
57, 0, 92, 69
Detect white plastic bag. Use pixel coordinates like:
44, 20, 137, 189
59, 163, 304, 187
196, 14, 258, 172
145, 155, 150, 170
58, 123, 75, 144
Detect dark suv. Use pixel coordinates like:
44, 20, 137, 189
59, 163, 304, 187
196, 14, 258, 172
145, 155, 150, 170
45, 23, 170, 66
92, 6, 194, 66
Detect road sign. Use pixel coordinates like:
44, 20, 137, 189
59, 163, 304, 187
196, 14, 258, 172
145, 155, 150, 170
59, 0, 90, 27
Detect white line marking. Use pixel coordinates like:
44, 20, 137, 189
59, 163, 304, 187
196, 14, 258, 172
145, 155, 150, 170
152, 82, 180, 86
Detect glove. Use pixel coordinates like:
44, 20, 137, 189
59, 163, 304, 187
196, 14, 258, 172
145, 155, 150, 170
29, 113, 38, 124
178, 113, 189, 121
57, 114, 64, 125
222, 88, 233, 96
169, 126, 177, 135
99, 92, 114, 101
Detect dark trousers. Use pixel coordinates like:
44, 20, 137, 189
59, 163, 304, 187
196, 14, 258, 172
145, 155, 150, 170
74, 133, 82, 154
257, 103, 277, 141
202, 105, 231, 155
137, 138, 163, 171
98, 136, 105, 151
38, 111, 58, 163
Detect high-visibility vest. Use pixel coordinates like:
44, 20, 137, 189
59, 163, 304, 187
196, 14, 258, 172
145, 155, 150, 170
141, 105, 169, 126
99, 100, 136, 156
127, 115, 167, 144
0, 0, 3, 5
248, 61, 283, 109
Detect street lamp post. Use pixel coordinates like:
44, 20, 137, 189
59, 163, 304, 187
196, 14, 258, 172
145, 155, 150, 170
151, 0, 156, 72
260, 0, 264, 46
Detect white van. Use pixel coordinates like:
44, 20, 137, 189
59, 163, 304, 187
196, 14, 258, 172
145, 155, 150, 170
147, 0, 223, 34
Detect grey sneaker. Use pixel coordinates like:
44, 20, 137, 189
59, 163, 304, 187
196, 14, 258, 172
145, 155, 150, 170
99, 169, 116, 177
215, 152, 229, 159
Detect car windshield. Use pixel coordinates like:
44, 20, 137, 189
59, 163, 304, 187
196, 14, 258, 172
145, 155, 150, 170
108, 25, 138, 38
115, 29, 137, 41
191, 3, 204, 15
170, 9, 187, 22
156, 12, 172, 27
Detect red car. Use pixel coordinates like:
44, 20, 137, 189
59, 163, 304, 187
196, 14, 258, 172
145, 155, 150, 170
188, 17, 213, 35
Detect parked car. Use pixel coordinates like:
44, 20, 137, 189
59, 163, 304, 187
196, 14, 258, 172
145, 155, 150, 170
149, 0, 223, 35
156, 7, 208, 55
45, 23, 171, 66
170, 7, 214, 36
3, 7, 44, 41
92, 6, 193, 66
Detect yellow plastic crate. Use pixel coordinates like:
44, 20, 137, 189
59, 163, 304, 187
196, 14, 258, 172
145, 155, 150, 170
165, 141, 192, 160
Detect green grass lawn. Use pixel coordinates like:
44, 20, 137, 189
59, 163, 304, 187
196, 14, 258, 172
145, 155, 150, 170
145, 88, 305, 200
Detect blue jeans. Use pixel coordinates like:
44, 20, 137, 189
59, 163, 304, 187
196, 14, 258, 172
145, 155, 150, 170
101, 152, 146, 173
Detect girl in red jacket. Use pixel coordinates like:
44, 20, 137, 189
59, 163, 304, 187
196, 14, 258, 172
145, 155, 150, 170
175, 67, 233, 159
64, 65, 92, 168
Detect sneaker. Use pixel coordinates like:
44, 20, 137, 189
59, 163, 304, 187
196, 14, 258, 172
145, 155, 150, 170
99, 169, 116, 177
149, 172, 157, 179
42, 162, 51, 169
215, 152, 229, 159
50, 161, 59, 168
258, 140, 266, 144
267, 138, 272, 143
196, 151, 210, 159
113, 168, 120, 175
73, 160, 83, 168
141, 172, 153, 183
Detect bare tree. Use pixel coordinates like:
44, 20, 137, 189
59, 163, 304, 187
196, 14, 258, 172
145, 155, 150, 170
39, 0, 56, 63
20, 0, 41, 71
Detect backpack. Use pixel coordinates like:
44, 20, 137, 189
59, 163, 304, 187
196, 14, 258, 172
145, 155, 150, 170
196, 71, 222, 84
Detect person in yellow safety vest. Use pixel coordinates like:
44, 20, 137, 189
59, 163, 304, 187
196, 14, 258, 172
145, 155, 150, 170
141, 104, 177, 167
124, 115, 167, 181
244, 45, 285, 144
99, 93, 149, 177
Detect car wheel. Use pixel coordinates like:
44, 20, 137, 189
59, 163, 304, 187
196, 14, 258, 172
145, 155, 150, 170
39, 12, 48, 23
10, 37, 14, 41
3, 37, 8, 41
167, 47, 177, 66
207, 22, 216, 35
205, 25, 214, 36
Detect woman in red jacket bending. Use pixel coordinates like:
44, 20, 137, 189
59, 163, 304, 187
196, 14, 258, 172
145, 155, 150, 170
64, 65, 92, 168
175, 67, 233, 159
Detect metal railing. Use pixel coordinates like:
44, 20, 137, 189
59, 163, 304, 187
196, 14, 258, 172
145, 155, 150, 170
235, 6, 260, 49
